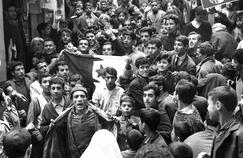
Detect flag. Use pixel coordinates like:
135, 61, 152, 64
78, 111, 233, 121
63, 52, 128, 93
201, 0, 239, 9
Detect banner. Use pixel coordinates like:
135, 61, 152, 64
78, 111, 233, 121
201, 0, 239, 9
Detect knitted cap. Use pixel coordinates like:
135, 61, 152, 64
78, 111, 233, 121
71, 84, 88, 97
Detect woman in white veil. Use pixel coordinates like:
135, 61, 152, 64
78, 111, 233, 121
81, 129, 122, 158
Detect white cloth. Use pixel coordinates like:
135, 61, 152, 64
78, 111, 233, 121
92, 85, 124, 115
30, 80, 43, 101
81, 129, 122, 158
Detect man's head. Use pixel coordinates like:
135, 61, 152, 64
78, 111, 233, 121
31, 37, 44, 54
126, 129, 143, 151
7, 5, 18, 20
104, 67, 117, 90
34, 59, 49, 75
207, 86, 237, 122
135, 57, 150, 78
147, 38, 163, 56
169, 142, 193, 158
174, 35, 189, 56
56, 61, 69, 81
123, 30, 136, 49
163, 14, 179, 34
195, 6, 207, 23
78, 38, 89, 53
196, 41, 215, 62
49, 76, 65, 100
60, 28, 72, 44
9, 61, 25, 80
188, 31, 201, 49
140, 27, 152, 46
69, 74, 84, 88
37, 22, 51, 37
3, 128, 32, 158
120, 95, 134, 117
139, 108, 161, 132
100, 0, 108, 11
143, 83, 160, 108
85, 2, 93, 15
174, 79, 196, 105
38, 73, 51, 93
232, 49, 243, 71
85, 30, 96, 46
44, 38, 56, 55
151, 0, 159, 13
102, 42, 113, 55
71, 85, 88, 112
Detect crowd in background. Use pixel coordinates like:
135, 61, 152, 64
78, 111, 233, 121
1, 0, 243, 158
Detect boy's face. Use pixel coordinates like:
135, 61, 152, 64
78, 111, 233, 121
61, 32, 71, 44
143, 89, 156, 108
50, 83, 64, 100
13, 65, 25, 79
41, 76, 51, 92
121, 101, 133, 117
174, 40, 187, 56
138, 64, 149, 78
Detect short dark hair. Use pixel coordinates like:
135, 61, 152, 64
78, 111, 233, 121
49, 76, 65, 88
140, 27, 153, 37
3, 128, 31, 158
70, 74, 84, 83
197, 41, 215, 57
162, 14, 180, 25
169, 142, 193, 158
60, 28, 72, 35
120, 95, 135, 106
135, 56, 149, 68
175, 79, 196, 104
149, 75, 171, 92
34, 58, 47, 71
143, 83, 160, 97
232, 49, 243, 65
38, 73, 50, 84
155, 53, 171, 63
123, 30, 136, 41
104, 67, 117, 77
37, 22, 49, 35
56, 60, 68, 71
175, 35, 189, 46
8, 61, 24, 73
78, 37, 89, 44
139, 108, 160, 131
136, 144, 173, 158
148, 38, 162, 49
44, 38, 55, 44
126, 129, 143, 150
208, 86, 237, 112
173, 121, 193, 142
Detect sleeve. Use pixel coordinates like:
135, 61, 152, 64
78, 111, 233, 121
27, 98, 41, 126
112, 39, 126, 56
127, 82, 145, 109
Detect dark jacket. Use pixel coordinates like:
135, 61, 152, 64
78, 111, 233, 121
170, 54, 196, 75
127, 75, 148, 110
210, 119, 243, 158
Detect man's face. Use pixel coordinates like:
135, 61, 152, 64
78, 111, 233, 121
100, 1, 108, 11
13, 65, 25, 79
118, 12, 126, 22
161, 23, 168, 35
44, 41, 56, 54
57, 65, 69, 79
42, 25, 51, 36
174, 40, 187, 56
195, 48, 205, 62
138, 64, 149, 78
166, 19, 176, 33
143, 89, 156, 108
105, 73, 117, 90
32, 41, 44, 54
72, 91, 88, 111
86, 5, 92, 15
50, 83, 64, 99
40, 76, 51, 92
121, 101, 133, 117
147, 44, 158, 56
207, 96, 219, 122
123, 35, 133, 48
124, 21, 131, 29
188, 34, 200, 49
78, 40, 89, 52
151, 1, 159, 12
61, 32, 71, 44
37, 62, 49, 75
8, 6, 17, 20
232, 59, 241, 71
86, 32, 96, 45
102, 44, 113, 55
140, 32, 150, 45
157, 59, 169, 72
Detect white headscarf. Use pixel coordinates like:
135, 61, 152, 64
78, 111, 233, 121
81, 129, 122, 158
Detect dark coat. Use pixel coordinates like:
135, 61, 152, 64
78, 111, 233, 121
170, 54, 196, 75
210, 119, 243, 158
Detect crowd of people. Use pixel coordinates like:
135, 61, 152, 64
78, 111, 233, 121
1, 0, 243, 158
